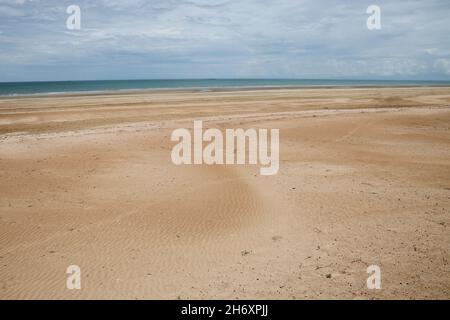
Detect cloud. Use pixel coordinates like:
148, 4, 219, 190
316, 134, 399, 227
434, 59, 450, 74
0, 0, 449, 81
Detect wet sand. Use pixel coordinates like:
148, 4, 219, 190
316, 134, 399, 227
0, 87, 449, 299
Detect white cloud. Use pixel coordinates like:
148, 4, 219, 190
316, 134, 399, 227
0, 0, 449, 81
434, 59, 450, 74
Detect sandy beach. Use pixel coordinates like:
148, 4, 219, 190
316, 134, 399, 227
0, 86, 449, 299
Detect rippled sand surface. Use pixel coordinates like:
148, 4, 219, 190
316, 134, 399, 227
0, 87, 449, 299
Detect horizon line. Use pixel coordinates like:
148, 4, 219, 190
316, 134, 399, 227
2, 78, 450, 84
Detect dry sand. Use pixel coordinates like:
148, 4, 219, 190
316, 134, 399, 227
0, 87, 449, 299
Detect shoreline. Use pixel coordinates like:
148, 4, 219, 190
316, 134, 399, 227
2, 84, 450, 99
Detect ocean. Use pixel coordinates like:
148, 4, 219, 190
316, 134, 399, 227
1, 79, 450, 96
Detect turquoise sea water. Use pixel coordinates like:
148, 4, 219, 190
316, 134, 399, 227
1, 79, 450, 96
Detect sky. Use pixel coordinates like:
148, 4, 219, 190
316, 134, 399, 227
0, 0, 449, 82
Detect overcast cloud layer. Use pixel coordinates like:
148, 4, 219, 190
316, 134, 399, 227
0, 0, 449, 81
